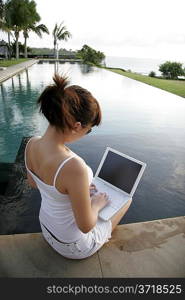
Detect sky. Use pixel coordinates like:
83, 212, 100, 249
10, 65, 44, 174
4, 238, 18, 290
1, 0, 185, 60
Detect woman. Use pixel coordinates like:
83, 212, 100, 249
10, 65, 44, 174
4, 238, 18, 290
24, 74, 132, 259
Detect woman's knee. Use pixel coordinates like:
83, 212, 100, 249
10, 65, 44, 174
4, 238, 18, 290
110, 198, 132, 231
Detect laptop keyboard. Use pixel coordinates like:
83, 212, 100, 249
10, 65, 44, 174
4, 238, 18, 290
92, 180, 129, 210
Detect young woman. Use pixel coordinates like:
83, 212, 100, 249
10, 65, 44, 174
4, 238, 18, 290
24, 74, 132, 259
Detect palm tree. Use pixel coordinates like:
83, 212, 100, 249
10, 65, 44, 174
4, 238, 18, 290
5, 0, 44, 60
52, 22, 72, 59
0, 0, 13, 59
6, 0, 31, 59
23, 23, 49, 58
22, 0, 49, 58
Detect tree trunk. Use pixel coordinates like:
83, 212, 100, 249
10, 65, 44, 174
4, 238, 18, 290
15, 29, 19, 60
56, 43, 59, 59
16, 36, 19, 59
24, 36, 27, 58
7, 32, 11, 60
54, 39, 57, 59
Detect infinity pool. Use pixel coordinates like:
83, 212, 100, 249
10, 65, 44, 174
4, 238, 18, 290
0, 61, 185, 225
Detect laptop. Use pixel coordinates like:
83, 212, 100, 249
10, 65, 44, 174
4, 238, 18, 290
92, 147, 146, 221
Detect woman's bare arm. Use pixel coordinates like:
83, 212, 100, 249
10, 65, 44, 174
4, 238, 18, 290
63, 158, 108, 233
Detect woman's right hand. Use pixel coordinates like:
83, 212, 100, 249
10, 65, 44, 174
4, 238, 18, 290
91, 192, 109, 212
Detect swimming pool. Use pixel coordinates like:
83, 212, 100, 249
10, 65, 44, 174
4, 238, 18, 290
0, 61, 185, 225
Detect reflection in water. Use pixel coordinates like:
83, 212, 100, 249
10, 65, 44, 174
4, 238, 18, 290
18, 74, 22, 91
54, 61, 59, 74
11, 77, 15, 93
79, 63, 94, 74
25, 69, 31, 90
0, 67, 47, 163
10, 103, 23, 126
0, 84, 6, 101
0, 61, 185, 225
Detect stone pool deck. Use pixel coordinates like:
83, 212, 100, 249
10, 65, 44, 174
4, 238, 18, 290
0, 216, 185, 278
0, 59, 38, 83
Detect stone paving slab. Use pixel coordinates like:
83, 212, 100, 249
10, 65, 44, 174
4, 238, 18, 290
0, 216, 185, 278
0, 59, 38, 83
0, 233, 102, 278
98, 216, 185, 278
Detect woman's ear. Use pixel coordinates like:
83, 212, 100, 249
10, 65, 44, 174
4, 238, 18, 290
73, 122, 82, 132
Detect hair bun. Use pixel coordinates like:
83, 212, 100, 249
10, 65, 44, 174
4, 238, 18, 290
37, 72, 102, 132
53, 73, 69, 92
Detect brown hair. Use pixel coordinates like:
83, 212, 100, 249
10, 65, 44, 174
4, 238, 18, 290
37, 73, 102, 132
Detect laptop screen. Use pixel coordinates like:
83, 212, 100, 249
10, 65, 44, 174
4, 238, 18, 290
98, 151, 142, 194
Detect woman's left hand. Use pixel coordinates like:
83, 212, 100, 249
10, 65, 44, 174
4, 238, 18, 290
89, 183, 98, 196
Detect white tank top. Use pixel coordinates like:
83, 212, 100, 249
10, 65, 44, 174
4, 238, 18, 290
24, 137, 94, 243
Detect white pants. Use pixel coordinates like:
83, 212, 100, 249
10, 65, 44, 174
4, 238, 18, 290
40, 219, 112, 259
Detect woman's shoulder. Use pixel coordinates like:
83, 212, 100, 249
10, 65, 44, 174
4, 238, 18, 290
57, 154, 89, 183
25, 136, 41, 149
55, 154, 88, 191
64, 155, 87, 174
29, 135, 42, 143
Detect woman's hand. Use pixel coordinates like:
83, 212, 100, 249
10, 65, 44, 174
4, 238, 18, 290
91, 192, 109, 212
89, 183, 98, 196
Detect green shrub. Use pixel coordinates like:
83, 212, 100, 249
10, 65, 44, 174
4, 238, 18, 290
77, 44, 105, 65
149, 71, 156, 77
159, 61, 184, 79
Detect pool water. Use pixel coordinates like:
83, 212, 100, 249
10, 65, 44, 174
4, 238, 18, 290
0, 61, 185, 225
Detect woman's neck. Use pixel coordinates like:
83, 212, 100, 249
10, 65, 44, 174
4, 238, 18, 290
42, 125, 67, 148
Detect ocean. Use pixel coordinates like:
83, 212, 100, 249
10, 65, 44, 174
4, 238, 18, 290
105, 56, 170, 76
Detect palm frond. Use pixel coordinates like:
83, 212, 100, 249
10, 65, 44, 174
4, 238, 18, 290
0, 20, 12, 34
29, 23, 49, 37
52, 22, 72, 58
52, 23, 58, 37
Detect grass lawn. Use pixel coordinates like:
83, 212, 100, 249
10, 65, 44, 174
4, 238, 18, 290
103, 67, 185, 99
0, 58, 30, 67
